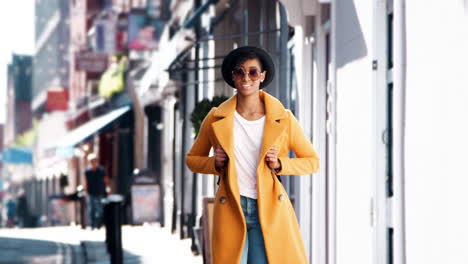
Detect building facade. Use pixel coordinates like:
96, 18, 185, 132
280, 0, 468, 264
134, 0, 468, 263
5, 55, 33, 146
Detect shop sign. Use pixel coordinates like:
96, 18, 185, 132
75, 52, 108, 73
46, 87, 69, 112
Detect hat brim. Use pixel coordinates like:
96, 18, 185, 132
221, 46, 275, 89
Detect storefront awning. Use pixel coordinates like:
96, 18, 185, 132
0, 147, 33, 164
55, 105, 131, 150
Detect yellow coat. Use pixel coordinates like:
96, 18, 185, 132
186, 91, 320, 264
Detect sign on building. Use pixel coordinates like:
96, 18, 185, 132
46, 87, 69, 112
75, 52, 109, 73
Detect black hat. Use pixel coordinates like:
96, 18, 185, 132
221, 46, 275, 89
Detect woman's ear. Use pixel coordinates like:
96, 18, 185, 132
261, 70, 267, 82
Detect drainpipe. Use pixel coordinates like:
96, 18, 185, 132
393, 0, 407, 263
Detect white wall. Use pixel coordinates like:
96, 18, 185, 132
35, 112, 69, 179
405, 2, 468, 263
335, 1, 373, 263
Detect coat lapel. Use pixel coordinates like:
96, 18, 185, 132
258, 118, 287, 163
257, 91, 288, 162
211, 95, 236, 159
211, 116, 234, 158
211, 95, 240, 205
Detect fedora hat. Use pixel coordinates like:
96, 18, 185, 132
221, 46, 275, 89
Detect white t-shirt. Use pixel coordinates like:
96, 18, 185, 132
233, 110, 266, 199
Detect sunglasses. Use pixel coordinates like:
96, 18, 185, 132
232, 67, 263, 81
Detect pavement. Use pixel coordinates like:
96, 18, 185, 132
0, 224, 203, 264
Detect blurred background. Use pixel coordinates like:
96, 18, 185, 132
0, 0, 467, 263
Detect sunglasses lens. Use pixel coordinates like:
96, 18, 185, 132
248, 69, 261, 80
232, 68, 245, 79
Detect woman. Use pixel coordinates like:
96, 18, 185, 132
186, 46, 320, 264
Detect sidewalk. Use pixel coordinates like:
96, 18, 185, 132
0, 224, 203, 264
81, 224, 203, 264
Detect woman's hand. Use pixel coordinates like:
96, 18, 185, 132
215, 145, 229, 172
265, 146, 282, 170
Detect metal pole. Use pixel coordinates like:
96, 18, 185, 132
104, 195, 124, 264
190, 0, 201, 254
172, 106, 178, 233
392, 0, 407, 263
278, 2, 289, 104
259, 0, 265, 47
243, 0, 248, 45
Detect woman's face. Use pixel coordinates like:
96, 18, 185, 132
232, 58, 267, 96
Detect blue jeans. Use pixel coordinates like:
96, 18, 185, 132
87, 195, 104, 228
239, 195, 268, 264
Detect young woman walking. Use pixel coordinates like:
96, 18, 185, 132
186, 46, 320, 264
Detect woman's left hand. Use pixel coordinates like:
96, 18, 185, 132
265, 146, 281, 170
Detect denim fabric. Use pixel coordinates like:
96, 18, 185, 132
239, 195, 268, 264
87, 195, 104, 228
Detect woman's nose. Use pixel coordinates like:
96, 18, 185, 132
243, 72, 250, 81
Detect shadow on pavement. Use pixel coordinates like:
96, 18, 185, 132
0, 236, 82, 264
0, 236, 142, 264
81, 240, 142, 264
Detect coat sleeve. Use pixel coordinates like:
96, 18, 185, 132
277, 111, 320, 175
185, 108, 222, 176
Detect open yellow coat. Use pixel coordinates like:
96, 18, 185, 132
186, 91, 320, 264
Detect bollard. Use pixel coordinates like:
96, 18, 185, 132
103, 194, 124, 264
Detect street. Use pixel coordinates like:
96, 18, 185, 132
0, 224, 203, 264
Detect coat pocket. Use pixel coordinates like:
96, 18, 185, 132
270, 168, 294, 210
269, 167, 283, 183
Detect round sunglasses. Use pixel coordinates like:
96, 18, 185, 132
232, 67, 263, 81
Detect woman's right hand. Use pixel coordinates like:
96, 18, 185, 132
215, 145, 229, 172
